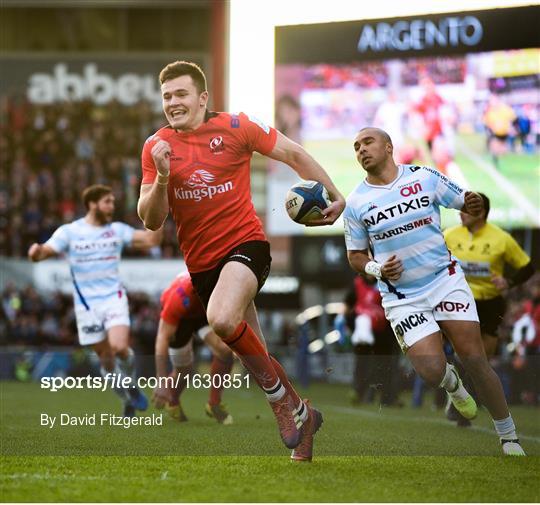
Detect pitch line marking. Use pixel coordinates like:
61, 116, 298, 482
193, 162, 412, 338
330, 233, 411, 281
456, 140, 540, 226
1, 472, 105, 481
324, 404, 540, 443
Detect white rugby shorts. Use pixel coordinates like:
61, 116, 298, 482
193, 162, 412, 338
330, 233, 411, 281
384, 272, 479, 353
75, 296, 130, 346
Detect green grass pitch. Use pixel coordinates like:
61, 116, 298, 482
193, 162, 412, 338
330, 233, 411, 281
1, 380, 539, 502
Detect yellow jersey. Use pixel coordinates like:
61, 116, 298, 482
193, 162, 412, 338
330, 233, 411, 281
444, 223, 530, 300
483, 103, 516, 136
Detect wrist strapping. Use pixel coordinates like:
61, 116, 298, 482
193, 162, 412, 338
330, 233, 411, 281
365, 261, 382, 279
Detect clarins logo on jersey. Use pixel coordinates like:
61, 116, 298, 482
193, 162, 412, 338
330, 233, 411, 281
209, 136, 225, 154
174, 169, 233, 202
373, 216, 433, 240
363, 196, 430, 227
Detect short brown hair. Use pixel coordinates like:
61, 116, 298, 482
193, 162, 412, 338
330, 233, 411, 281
82, 184, 113, 210
159, 61, 207, 94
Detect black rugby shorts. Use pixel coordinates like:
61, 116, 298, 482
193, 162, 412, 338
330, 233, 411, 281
190, 240, 271, 308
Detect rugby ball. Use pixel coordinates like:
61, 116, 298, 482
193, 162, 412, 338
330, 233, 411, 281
285, 181, 331, 224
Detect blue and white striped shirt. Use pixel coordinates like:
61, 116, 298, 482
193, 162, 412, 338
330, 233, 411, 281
344, 164, 466, 307
46, 218, 134, 310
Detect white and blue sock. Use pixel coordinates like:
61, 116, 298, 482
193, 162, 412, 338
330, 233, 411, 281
493, 415, 518, 442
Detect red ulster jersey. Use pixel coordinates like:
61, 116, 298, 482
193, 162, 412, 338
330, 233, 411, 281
160, 272, 206, 327
142, 111, 278, 272
353, 276, 387, 333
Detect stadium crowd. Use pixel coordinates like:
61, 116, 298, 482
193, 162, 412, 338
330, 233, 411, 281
0, 97, 180, 258
0, 282, 159, 349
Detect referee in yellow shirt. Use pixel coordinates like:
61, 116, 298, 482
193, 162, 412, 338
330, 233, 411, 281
444, 193, 535, 356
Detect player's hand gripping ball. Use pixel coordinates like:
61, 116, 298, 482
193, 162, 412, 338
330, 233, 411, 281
285, 181, 331, 224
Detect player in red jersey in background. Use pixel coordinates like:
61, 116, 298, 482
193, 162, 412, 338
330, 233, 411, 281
152, 272, 236, 425
138, 60, 345, 461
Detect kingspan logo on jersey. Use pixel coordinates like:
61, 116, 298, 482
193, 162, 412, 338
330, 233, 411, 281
173, 169, 233, 202
363, 196, 430, 227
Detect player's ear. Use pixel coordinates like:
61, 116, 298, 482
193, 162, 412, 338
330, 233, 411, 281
199, 91, 209, 108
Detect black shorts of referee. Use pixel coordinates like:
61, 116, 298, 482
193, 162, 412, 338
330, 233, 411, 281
475, 296, 506, 336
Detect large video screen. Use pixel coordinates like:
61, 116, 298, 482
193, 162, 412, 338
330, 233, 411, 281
271, 6, 540, 235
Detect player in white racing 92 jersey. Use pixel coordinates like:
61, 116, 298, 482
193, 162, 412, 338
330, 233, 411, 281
28, 184, 162, 417
343, 127, 525, 456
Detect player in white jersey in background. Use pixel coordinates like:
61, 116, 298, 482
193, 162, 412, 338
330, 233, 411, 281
28, 184, 162, 417
343, 127, 525, 456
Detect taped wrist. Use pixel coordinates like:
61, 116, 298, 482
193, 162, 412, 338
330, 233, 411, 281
365, 261, 382, 279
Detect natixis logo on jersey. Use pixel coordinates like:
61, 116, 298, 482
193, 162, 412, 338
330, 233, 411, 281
173, 169, 233, 202
363, 196, 430, 227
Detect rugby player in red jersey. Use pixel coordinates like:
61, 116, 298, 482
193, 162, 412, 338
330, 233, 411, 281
152, 272, 235, 425
138, 61, 345, 461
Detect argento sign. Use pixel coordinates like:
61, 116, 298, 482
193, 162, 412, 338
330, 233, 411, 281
275, 6, 539, 64
357, 16, 483, 53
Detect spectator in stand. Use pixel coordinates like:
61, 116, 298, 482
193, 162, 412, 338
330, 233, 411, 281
1, 284, 164, 351
508, 277, 540, 406
1, 96, 179, 257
